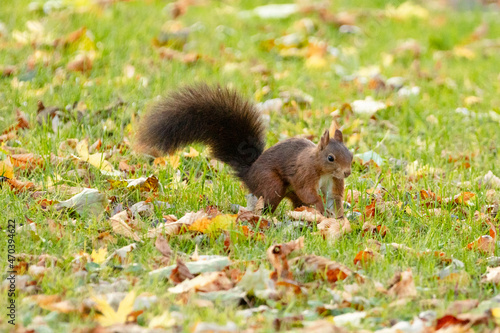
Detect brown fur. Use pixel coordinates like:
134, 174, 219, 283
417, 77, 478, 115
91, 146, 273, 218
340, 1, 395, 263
136, 84, 353, 216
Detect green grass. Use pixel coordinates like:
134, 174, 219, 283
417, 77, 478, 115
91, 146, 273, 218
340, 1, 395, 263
1, 0, 500, 331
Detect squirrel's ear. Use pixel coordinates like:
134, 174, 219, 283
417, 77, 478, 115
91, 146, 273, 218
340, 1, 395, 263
318, 129, 330, 150
333, 129, 343, 143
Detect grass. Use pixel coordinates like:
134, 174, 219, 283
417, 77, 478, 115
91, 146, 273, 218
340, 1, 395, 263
1, 0, 500, 331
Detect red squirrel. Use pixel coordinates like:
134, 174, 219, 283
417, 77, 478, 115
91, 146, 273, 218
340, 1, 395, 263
136, 84, 353, 217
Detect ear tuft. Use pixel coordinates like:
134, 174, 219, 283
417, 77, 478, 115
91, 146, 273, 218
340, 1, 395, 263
318, 129, 330, 150
334, 129, 343, 143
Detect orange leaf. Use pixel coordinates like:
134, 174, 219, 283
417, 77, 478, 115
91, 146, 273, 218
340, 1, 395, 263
467, 235, 495, 254
454, 192, 475, 205
365, 201, 376, 217
7, 178, 35, 192
353, 249, 376, 265
10, 153, 44, 170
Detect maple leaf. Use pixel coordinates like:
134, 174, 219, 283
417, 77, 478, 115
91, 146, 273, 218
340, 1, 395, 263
91, 247, 108, 264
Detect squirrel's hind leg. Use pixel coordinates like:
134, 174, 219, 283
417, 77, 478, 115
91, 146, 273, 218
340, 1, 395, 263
253, 172, 287, 213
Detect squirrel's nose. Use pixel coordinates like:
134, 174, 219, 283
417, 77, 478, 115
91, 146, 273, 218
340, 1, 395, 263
344, 170, 351, 178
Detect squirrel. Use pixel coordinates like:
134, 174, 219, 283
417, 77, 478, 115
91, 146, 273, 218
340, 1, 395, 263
136, 84, 353, 217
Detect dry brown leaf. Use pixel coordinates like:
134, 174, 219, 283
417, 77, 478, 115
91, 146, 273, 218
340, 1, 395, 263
445, 299, 479, 315
481, 266, 500, 284
6, 178, 35, 192
317, 217, 352, 241
365, 201, 376, 217
345, 189, 362, 204
168, 271, 232, 294
290, 255, 353, 283
170, 258, 194, 284
361, 222, 388, 237
467, 235, 495, 255
118, 160, 136, 174
10, 153, 44, 170
102, 243, 137, 266
28, 295, 78, 314
236, 209, 270, 230
288, 206, 325, 222
2, 109, 30, 135
435, 312, 488, 330
267, 237, 304, 280
28, 294, 77, 314
0, 131, 16, 143
67, 54, 93, 72
155, 235, 172, 260
387, 269, 417, 298
147, 211, 203, 238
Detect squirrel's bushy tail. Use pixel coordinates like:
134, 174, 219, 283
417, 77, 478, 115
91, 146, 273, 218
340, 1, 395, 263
136, 84, 266, 178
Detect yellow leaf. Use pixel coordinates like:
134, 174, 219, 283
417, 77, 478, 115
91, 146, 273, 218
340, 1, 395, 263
93, 290, 136, 327
149, 312, 176, 329
154, 155, 180, 169
385, 2, 429, 20
188, 214, 237, 233
305, 55, 328, 69
453, 46, 476, 60
167, 154, 180, 169
0, 160, 14, 179
76, 139, 90, 160
91, 247, 108, 264
108, 179, 128, 189
88, 152, 115, 172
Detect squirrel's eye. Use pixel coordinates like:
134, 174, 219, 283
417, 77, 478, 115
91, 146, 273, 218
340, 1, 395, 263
327, 155, 335, 162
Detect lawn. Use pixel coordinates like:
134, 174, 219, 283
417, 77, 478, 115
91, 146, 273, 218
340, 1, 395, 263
1, 0, 500, 332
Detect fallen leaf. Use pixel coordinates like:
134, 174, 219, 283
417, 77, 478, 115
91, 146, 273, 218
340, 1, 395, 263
317, 217, 352, 241
10, 153, 44, 170
267, 237, 304, 280
91, 247, 108, 264
149, 256, 231, 279
467, 235, 495, 255
183, 146, 200, 158
55, 188, 107, 217
168, 271, 233, 294
110, 210, 141, 242
481, 266, 500, 284
170, 258, 194, 284
353, 249, 379, 266
288, 207, 325, 222
362, 222, 388, 237
148, 211, 205, 238
445, 299, 479, 315
102, 243, 137, 265
453, 192, 475, 205
67, 54, 93, 72
290, 255, 353, 283
6, 178, 35, 192
92, 290, 137, 326
351, 97, 386, 116
155, 235, 172, 260
0, 160, 14, 179
154, 154, 180, 169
